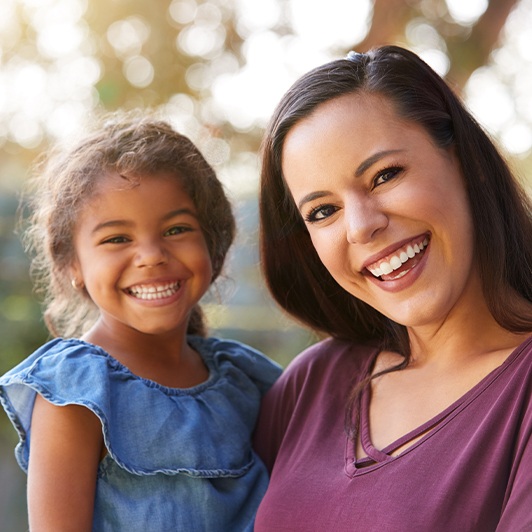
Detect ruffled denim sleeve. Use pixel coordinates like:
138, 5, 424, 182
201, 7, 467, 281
0, 336, 282, 477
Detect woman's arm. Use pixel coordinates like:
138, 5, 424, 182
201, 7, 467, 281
27, 394, 104, 531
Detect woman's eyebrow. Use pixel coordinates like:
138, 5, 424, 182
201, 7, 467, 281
297, 191, 329, 211
355, 149, 403, 177
296, 149, 404, 211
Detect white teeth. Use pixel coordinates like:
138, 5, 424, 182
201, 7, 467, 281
390, 256, 402, 270
392, 270, 409, 280
128, 282, 180, 300
380, 262, 393, 275
373, 267, 383, 276
367, 238, 429, 279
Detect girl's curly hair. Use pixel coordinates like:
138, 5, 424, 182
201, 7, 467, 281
21, 112, 235, 338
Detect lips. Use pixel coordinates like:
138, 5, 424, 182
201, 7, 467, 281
366, 236, 429, 280
126, 281, 181, 300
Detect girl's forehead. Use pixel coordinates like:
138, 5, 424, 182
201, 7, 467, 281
89, 170, 187, 196
80, 171, 195, 214
97, 169, 181, 185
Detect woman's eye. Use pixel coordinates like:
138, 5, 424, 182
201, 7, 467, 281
305, 204, 338, 222
373, 166, 402, 187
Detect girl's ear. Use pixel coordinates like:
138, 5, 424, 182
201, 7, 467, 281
69, 261, 84, 291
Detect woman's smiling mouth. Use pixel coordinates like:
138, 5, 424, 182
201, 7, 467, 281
126, 281, 181, 300
366, 235, 429, 281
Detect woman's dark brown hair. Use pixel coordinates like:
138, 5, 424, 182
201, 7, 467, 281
22, 112, 235, 338
260, 45, 532, 360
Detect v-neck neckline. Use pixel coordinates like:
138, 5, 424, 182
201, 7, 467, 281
345, 336, 532, 476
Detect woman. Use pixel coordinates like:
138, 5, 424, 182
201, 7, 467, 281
253, 46, 532, 531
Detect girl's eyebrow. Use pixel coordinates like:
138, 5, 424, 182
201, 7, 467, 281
90, 219, 131, 235
90, 208, 198, 235
164, 208, 198, 221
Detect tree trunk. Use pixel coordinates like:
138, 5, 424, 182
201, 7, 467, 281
353, 0, 521, 88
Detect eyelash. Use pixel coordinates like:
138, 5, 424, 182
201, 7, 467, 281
304, 204, 338, 223
100, 226, 193, 244
165, 225, 192, 236
101, 236, 129, 245
373, 165, 403, 187
303, 165, 404, 223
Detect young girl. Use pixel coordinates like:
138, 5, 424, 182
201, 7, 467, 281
0, 115, 281, 531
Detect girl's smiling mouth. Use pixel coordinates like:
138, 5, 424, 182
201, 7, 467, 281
365, 235, 430, 281
126, 281, 181, 300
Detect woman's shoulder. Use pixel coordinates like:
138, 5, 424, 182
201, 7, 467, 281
517, 334, 532, 355
282, 337, 379, 382
259, 337, 378, 407
507, 334, 532, 375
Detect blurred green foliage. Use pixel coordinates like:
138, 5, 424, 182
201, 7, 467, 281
0, 192, 48, 376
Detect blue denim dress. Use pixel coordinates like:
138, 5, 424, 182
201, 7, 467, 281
0, 336, 282, 531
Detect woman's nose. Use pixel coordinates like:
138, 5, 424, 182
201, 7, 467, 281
134, 240, 168, 268
344, 197, 388, 244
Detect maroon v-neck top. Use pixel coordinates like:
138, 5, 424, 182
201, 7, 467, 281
253, 337, 532, 531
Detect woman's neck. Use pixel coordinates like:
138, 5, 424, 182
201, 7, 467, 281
406, 304, 529, 369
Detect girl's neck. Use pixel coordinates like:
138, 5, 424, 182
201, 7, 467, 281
81, 320, 209, 388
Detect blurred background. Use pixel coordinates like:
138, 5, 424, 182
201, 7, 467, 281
1, 0, 531, 527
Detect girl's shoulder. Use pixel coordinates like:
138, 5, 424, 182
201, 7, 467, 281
188, 335, 282, 394
0, 336, 281, 477
0, 337, 110, 396
0, 336, 282, 399
0, 338, 112, 472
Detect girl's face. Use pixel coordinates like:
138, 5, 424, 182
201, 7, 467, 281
71, 172, 213, 338
281, 93, 481, 332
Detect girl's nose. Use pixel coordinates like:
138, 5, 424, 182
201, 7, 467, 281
345, 197, 388, 244
134, 240, 168, 268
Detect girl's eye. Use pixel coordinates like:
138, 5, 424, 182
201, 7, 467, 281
101, 236, 129, 244
305, 204, 338, 223
373, 166, 403, 188
165, 225, 192, 236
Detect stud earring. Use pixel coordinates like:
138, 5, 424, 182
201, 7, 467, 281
71, 278, 81, 290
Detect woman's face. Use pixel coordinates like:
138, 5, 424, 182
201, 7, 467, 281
281, 92, 481, 331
